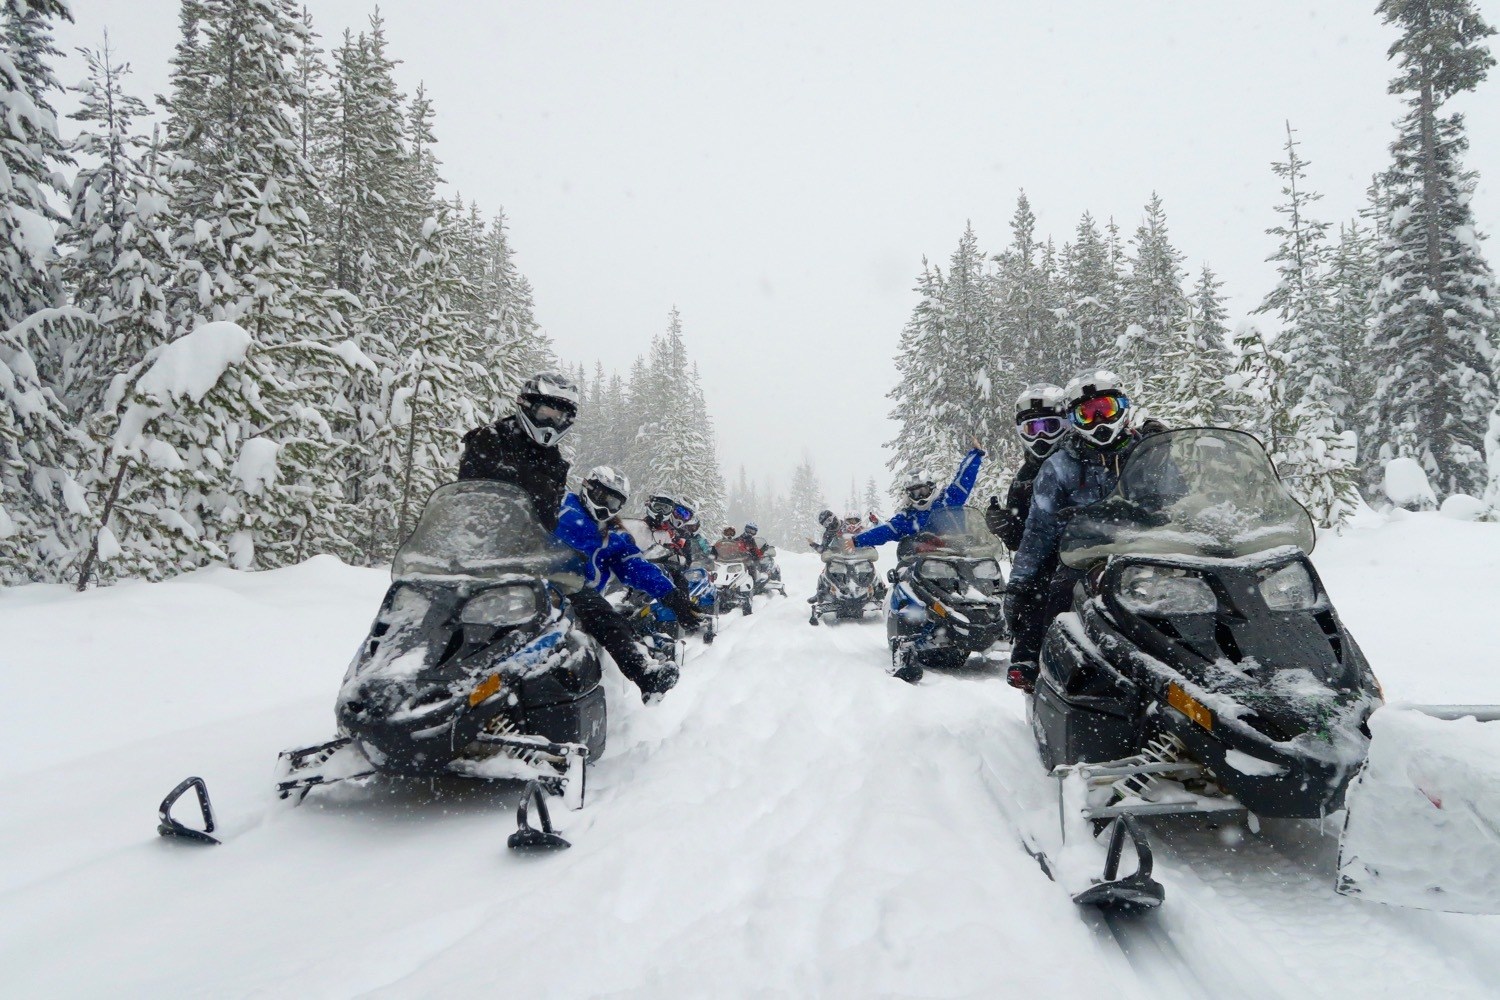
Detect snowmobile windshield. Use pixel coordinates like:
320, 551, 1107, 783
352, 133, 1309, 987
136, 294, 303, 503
392, 480, 582, 582
1058, 428, 1316, 568
823, 546, 878, 564
919, 505, 1003, 556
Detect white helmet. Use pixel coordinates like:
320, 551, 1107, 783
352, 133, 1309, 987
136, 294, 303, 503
516, 371, 580, 447
581, 465, 629, 521
1014, 383, 1067, 459
1063, 369, 1132, 450
901, 469, 938, 509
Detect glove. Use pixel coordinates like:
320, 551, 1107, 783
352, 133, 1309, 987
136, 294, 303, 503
661, 588, 703, 628
984, 495, 1007, 537
1003, 581, 1036, 634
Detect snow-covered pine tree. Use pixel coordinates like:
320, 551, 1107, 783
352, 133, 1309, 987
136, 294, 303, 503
1117, 194, 1189, 405
861, 476, 883, 520
626, 309, 726, 523
478, 208, 549, 407
1327, 218, 1379, 416
786, 458, 826, 543
1365, 0, 1499, 498
100, 320, 354, 578
60, 42, 178, 415
993, 193, 1049, 423
1251, 123, 1360, 525
1057, 212, 1118, 380
0, 0, 97, 582
1155, 292, 1230, 428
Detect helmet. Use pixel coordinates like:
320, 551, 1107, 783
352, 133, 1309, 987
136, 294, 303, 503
1015, 383, 1067, 459
581, 466, 629, 521
817, 509, 836, 527
645, 492, 694, 528
901, 469, 938, 509
516, 371, 580, 447
1063, 369, 1132, 450
722, 526, 736, 538
843, 512, 862, 529
744, 522, 758, 535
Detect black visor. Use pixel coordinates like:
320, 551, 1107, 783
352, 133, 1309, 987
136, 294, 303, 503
907, 483, 935, 502
524, 396, 577, 430
584, 481, 626, 515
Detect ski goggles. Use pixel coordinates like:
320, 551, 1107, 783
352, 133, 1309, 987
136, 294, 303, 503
583, 481, 626, 515
647, 497, 694, 523
1070, 393, 1128, 428
906, 483, 935, 502
525, 397, 577, 430
1018, 415, 1066, 439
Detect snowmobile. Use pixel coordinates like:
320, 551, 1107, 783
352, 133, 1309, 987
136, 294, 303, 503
752, 543, 787, 597
618, 516, 716, 645
886, 506, 1008, 682
809, 545, 883, 625
1020, 428, 1500, 913
158, 480, 605, 852
711, 551, 756, 616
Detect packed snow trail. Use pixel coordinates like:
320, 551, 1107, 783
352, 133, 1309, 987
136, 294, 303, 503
3, 508, 1500, 997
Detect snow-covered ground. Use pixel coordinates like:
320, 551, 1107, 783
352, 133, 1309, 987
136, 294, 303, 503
4, 509, 1500, 998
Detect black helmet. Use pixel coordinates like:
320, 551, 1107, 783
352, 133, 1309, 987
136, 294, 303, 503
817, 509, 836, 527
516, 372, 580, 446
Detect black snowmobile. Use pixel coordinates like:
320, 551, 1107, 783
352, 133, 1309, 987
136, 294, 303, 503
1025, 428, 1384, 910
157, 480, 606, 851
752, 543, 787, 597
809, 545, 883, 625
885, 505, 1008, 682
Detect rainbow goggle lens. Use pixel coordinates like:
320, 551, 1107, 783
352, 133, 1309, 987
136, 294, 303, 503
1070, 393, 1128, 428
1019, 415, 1065, 439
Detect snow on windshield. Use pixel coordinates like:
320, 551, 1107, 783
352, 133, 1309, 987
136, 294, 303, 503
392, 481, 577, 580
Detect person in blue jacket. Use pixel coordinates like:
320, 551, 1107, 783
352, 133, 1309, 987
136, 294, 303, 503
1004, 370, 1164, 691
851, 438, 986, 553
555, 466, 702, 702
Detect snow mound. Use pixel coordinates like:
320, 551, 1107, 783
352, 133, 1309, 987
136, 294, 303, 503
1384, 457, 1437, 510
231, 437, 280, 496
135, 321, 252, 405
1339, 706, 1500, 913
1440, 494, 1489, 521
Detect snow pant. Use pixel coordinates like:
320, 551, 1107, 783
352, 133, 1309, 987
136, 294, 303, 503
569, 587, 652, 690
1009, 560, 1076, 665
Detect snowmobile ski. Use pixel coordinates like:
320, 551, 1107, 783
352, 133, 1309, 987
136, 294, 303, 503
156, 776, 220, 845
508, 779, 571, 851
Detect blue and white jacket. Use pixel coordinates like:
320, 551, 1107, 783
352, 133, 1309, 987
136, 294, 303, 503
1010, 435, 1137, 588
852, 449, 985, 549
554, 493, 676, 598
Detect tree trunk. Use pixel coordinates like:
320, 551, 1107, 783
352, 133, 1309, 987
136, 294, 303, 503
396, 370, 427, 545
76, 461, 130, 592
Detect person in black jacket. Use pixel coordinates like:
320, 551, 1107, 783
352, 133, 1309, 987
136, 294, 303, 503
985, 383, 1067, 551
458, 372, 577, 530
458, 372, 694, 702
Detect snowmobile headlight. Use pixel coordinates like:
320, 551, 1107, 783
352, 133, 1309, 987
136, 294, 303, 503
827, 564, 848, 580
460, 585, 538, 627
972, 559, 1003, 581
1118, 564, 1215, 616
919, 559, 961, 582
1258, 561, 1320, 611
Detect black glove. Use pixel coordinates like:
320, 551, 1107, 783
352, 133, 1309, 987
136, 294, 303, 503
661, 588, 703, 628
1003, 581, 1036, 634
984, 495, 1007, 537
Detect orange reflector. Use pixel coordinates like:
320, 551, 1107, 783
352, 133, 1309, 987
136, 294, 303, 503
1168, 682, 1213, 732
469, 673, 503, 707
931, 601, 948, 618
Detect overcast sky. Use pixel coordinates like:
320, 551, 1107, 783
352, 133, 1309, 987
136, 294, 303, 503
53, 1, 1500, 507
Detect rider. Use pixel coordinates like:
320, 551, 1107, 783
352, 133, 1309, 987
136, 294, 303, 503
459, 374, 692, 703
1004, 370, 1161, 691
737, 523, 764, 560
556, 467, 703, 702
850, 441, 985, 553
986, 384, 1067, 551
806, 509, 841, 554
458, 372, 578, 530
714, 526, 750, 560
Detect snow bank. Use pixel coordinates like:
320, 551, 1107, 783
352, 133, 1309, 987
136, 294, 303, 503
134, 321, 252, 406
1339, 706, 1500, 913
1441, 494, 1489, 521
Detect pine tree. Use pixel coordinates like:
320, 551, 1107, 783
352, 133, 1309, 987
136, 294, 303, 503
861, 476, 883, 520
1117, 194, 1188, 402
1366, 0, 1499, 498
1057, 212, 1117, 379
786, 458, 826, 542
1327, 218, 1380, 415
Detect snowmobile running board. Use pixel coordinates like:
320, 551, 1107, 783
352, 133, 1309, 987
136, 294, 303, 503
157, 776, 220, 845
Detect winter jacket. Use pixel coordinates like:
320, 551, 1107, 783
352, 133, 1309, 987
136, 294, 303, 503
458, 416, 569, 530
987, 452, 1046, 551
736, 531, 764, 560
1010, 435, 1140, 589
852, 449, 985, 549
554, 493, 676, 598
808, 522, 842, 553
